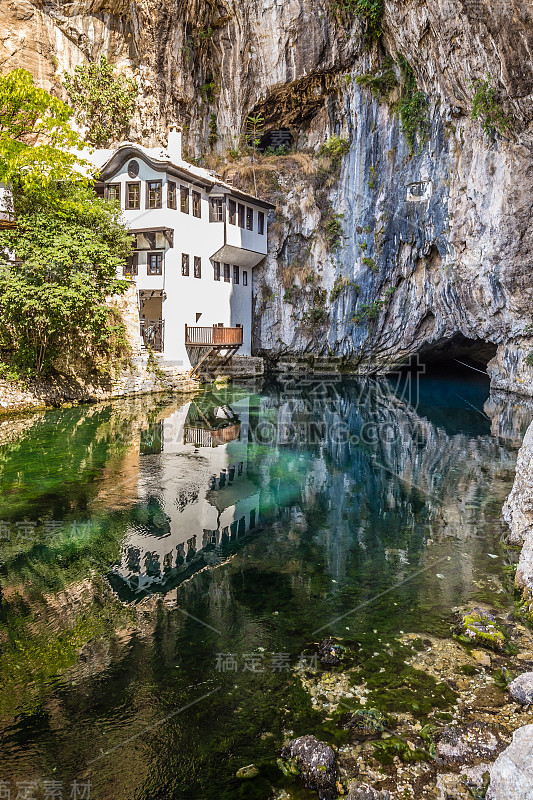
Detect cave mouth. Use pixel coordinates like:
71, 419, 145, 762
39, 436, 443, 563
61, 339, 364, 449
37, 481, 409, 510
408, 334, 497, 377
257, 128, 293, 153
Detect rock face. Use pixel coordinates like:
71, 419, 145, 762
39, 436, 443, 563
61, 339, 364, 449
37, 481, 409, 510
280, 734, 337, 800
486, 724, 533, 800
3, 0, 533, 396
503, 420, 533, 606
509, 672, 533, 706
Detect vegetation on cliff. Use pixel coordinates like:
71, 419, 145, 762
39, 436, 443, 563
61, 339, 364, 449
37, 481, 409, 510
63, 56, 137, 147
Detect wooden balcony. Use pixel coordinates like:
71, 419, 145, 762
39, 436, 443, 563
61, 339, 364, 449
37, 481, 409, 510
185, 325, 243, 347
184, 423, 241, 448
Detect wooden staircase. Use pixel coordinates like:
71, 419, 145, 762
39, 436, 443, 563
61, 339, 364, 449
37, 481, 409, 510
185, 325, 243, 379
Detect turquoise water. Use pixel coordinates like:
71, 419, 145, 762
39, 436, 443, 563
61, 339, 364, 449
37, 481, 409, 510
0, 374, 529, 799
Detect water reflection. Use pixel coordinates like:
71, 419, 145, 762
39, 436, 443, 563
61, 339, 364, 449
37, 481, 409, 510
0, 377, 532, 799
112, 392, 260, 599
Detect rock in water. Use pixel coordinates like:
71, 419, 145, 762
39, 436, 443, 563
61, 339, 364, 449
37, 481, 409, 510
235, 764, 260, 779
456, 609, 510, 651
509, 672, 533, 705
486, 724, 533, 800
436, 721, 504, 765
280, 735, 337, 800
346, 782, 390, 799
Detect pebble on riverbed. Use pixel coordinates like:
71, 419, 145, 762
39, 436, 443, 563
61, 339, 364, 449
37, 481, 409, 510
235, 763, 260, 779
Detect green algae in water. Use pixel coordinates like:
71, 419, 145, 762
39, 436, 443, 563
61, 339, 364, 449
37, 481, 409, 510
0, 375, 529, 799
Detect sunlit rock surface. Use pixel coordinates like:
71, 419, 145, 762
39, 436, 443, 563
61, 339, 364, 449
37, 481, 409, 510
3, 0, 533, 394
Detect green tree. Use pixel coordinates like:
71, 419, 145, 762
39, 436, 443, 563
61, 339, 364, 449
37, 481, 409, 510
0, 184, 131, 376
63, 56, 137, 147
0, 69, 86, 196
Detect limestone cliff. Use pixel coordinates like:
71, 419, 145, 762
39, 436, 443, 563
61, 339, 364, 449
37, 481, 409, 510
2, 0, 533, 395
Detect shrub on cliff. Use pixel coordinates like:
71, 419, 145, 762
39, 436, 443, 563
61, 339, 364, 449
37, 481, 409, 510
63, 56, 137, 147
0, 184, 132, 377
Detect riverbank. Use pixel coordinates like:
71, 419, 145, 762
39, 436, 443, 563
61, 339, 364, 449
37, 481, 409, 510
0, 355, 199, 417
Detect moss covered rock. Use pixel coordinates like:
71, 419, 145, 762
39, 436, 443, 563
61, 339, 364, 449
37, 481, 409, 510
455, 608, 514, 652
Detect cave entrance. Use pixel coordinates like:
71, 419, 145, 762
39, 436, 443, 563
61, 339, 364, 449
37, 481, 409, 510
413, 334, 497, 378
257, 128, 293, 154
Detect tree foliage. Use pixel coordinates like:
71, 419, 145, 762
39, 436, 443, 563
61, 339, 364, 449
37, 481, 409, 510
0, 185, 132, 376
0, 69, 86, 196
63, 56, 137, 147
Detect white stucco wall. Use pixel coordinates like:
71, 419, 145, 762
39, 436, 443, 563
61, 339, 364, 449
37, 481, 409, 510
103, 153, 269, 367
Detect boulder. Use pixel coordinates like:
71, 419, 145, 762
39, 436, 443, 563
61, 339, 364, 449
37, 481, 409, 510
509, 672, 533, 705
280, 734, 337, 800
486, 724, 533, 800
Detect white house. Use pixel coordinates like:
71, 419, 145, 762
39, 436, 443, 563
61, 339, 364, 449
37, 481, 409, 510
87, 130, 274, 374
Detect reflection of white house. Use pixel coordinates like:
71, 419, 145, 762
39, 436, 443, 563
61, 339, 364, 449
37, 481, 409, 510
113, 394, 260, 596
85, 130, 274, 373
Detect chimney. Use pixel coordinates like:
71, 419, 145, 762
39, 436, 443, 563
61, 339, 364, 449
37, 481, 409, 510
167, 126, 182, 162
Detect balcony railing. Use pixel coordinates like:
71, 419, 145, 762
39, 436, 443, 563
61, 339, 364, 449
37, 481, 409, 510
141, 319, 164, 352
184, 423, 241, 448
185, 325, 243, 347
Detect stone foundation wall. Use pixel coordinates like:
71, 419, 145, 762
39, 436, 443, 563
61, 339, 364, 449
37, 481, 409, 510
0, 355, 199, 417
199, 355, 264, 381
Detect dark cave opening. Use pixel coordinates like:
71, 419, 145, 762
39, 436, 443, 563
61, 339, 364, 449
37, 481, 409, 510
402, 334, 498, 379
257, 128, 293, 153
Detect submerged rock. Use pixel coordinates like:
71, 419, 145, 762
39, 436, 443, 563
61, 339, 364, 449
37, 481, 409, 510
235, 764, 260, 780
343, 708, 389, 739
346, 782, 390, 799
486, 724, 533, 800
317, 637, 356, 670
436, 721, 505, 765
508, 672, 533, 705
456, 609, 511, 652
280, 734, 337, 800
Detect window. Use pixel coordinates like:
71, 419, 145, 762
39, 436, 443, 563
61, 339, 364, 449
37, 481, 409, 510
213, 261, 221, 281
126, 182, 140, 209
106, 183, 120, 203
146, 180, 162, 209
246, 207, 253, 231
192, 191, 201, 218
180, 186, 189, 214
182, 253, 190, 276
148, 252, 163, 275
243, 270, 248, 286
233, 265, 239, 284
123, 253, 138, 276
238, 203, 245, 228
258, 211, 265, 235
224, 263, 231, 282
194, 256, 201, 278
209, 197, 224, 222
228, 199, 236, 225
167, 181, 177, 209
